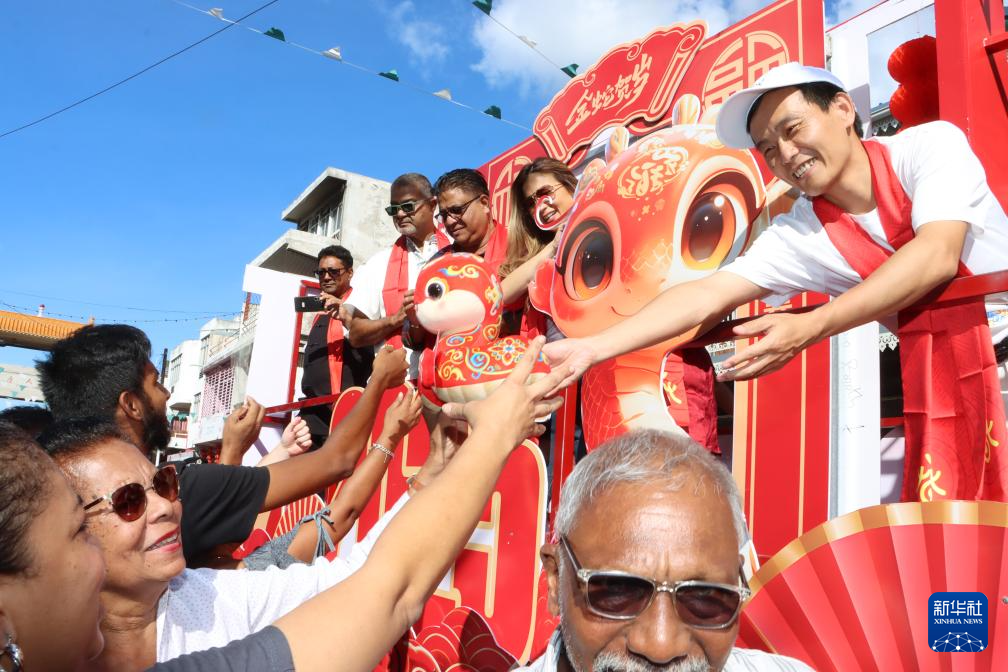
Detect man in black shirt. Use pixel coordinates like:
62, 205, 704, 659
37, 323, 406, 566
301, 245, 375, 447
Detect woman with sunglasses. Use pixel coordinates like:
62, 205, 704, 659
499, 158, 578, 339
0, 340, 564, 671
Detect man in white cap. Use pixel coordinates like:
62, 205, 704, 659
543, 62, 1008, 503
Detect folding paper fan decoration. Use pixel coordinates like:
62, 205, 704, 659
736, 500, 1008, 671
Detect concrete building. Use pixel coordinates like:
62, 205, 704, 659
163, 339, 202, 449
183, 167, 392, 454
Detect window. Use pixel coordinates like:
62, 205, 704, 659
167, 355, 182, 390
199, 335, 209, 366
192, 392, 201, 419
305, 202, 344, 239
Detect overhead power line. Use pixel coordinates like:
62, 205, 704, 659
0, 0, 283, 141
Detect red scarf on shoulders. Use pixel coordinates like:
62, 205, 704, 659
381, 231, 449, 348
311, 288, 351, 393
813, 140, 1007, 502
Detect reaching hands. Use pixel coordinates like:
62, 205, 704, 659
380, 386, 423, 444
280, 416, 313, 457
371, 345, 409, 389
719, 312, 822, 381
220, 396, 266, 465
442, 337, 565, 447
388, 293, 415, 330
541, 337, 598, 394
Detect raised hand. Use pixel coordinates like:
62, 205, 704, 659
381, 386, 423, 444
371, 345, 409, 389
280, 415, 313, 457
220, 396, 266, 465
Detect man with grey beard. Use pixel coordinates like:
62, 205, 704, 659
519, 429, 811, 672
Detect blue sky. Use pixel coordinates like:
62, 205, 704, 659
1, 0, 860, 378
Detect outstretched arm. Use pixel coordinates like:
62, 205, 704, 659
261, 347, 409, 511
720, 219, 967, 380
542, 270, 767, 391
283, 388, 423, 562
273, 338, 566, 672
347, 297, 411, 348
500, 240, 556, 305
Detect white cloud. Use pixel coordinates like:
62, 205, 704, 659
469, 0, 761, 98
385, 1, 449, 65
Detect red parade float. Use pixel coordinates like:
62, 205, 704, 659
248, 1, 1008, 668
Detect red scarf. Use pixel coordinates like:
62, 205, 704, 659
311, 288, 351, 393
381, 232, 448, 348
813, 140, 1007, 502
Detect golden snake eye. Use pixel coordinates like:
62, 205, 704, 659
680, 178, 748, 270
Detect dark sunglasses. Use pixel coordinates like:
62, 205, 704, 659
523, 183, 564, 211
84, 464, 180, 522
385, 199, 427, 216
314, 267, 348, 279
434, 194, 482, 224
560, 536, 750, 628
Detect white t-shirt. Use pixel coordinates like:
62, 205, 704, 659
346, 235, 441, 379
515, 630, 813, 672
155, 493, 408, 663
722, 121, 1008, 309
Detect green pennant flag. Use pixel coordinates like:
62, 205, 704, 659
472, 0, 492, 15
379, 69, 400, 82
483, 105, 502, 119
264, 27, 286, 41
561, 63, 579, 78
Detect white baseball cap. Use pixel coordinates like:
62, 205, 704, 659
715, 62, 848, 149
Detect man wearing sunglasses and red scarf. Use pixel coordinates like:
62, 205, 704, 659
544, 62, 1008, 504
522, 429, 809, 672
300, 245, 376, 448
345, 173, 447, 381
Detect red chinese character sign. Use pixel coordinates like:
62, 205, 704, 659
533, 22, 707, 161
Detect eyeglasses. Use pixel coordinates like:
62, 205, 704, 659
435, 195, 482, 224
84, 464, 180, 522
385, 199, 427, 216
315, 267, 348, 279
523, 183, 564, 211
559, 536, 750, 629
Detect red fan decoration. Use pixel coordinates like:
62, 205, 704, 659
736, 500, 1008, 670
887, 35, 939, 129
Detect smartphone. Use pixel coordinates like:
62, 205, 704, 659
294, 296, 327, 313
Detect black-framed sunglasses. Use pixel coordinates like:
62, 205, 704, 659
523, 183, 564, 211
314, 267, 348, 279
84, 464, 180, 522
385, 199, 427, 216
559, 536, 750, 629
434, 194, 482, 224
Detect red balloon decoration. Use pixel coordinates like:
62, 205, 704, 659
887, 35, 939, 130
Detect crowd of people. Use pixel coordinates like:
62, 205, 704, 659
1, 60, 1007, 671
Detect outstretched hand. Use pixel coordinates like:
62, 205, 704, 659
719, 312, 822, 381
441, 337, 565, 447
541, 337, 596, 394
220, 396, 266, 464
382, 385, 423, 443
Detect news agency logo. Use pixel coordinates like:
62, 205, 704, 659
928, 592, 987, 652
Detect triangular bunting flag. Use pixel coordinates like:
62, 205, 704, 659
483, 105, 502, 119
379, 69, 400, 81
323, 47, 342, 61
519, 35, 537, 48
472, 0, 492, 15
433, 89, 452, 101
264, 27, 286, 41
561, 63, 579, 78
209, 8, 225, 19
